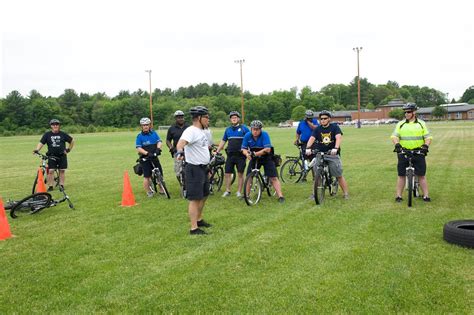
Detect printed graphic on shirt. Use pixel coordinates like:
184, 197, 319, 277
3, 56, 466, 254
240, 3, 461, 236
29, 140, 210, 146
321, 132, 332, 145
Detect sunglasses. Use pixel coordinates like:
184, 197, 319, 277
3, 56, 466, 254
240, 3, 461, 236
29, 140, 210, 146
50, 123, 60, 126
320, 117, 329, 120
201, 115, 210, 119
404, 111, 413, 114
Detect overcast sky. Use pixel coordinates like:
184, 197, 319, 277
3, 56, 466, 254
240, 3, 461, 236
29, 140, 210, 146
1, 0, 472, 100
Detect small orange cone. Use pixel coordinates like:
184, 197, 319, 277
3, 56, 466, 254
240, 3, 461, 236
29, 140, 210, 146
36, 168, 47, 193
121, 171, 137, 207
0, 197, 13, 241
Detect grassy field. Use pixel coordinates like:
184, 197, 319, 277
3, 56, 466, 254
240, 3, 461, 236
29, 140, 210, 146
0, 122, 473, 313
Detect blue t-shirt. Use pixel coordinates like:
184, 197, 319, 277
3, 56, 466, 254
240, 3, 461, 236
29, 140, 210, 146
135, 129, 162, 154
311, 123, 342, 152
241, 130, 272, 152
296, 118, 320, 142
222, 124, 250, 153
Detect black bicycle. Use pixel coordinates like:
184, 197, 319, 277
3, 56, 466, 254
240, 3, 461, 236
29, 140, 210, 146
243, 154, 276, 206
177, 159, 187, 198
280, 143, 313, 184
32, 152, 60, 194
209, 152, 225, 194
398, 149, 424, 207
5, 186, 74, 219
311, 149, 339, 205
141, 153, 170, 199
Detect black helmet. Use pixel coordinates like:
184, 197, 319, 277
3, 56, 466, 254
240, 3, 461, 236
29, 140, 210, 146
250, 120, 263, 129
189, 106, 209, 117
318, 110, 332, 118
403, 103, 418, 111
305, 110, 314, 119
229, 111, 241, 118
49, 119, 60, 125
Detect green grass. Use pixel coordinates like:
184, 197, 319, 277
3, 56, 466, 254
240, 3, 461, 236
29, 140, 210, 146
0, 122, 473, 313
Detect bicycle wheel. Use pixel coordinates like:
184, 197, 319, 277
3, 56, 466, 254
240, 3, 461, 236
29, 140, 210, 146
10, 192, 52, 219
314, 169, 326, 205
179, 169, 186, 198
413, 176, 421, 198
230, 168, 236, 185
244, 172, 262, 206
329, 177, 339, 196
407, 170, 414, 207
265, 176, 277, 197
149, 173, 158, 194
280, 159, 303, 184
156, 172, 171, 199
53, 169, 60, 188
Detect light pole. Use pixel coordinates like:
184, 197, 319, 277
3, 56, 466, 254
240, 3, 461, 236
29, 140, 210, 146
446, 92, 449, 104
145, 69, 153, 128
234, 59, 245, 123
353, 47, 363, 128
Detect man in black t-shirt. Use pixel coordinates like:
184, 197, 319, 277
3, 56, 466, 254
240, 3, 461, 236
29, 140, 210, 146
34, 119, 74, 191
306, 110, 349, 199
166, 110, 189, 181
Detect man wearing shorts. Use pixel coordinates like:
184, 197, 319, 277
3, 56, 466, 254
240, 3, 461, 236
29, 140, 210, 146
176, 106, 212, 235
305, 110, 349, 199
34, 119, 74, 191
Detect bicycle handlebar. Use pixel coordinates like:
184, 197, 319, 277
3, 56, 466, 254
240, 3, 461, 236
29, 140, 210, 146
397, 149, 425, 156
34, 152, 59, 161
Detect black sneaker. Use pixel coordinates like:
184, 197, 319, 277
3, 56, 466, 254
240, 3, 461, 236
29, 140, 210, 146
278, 197, 285, 203
47, 186, 54, 192
197, 220, 212, 228
395, 196, 403, 203
423, 196, 431, 202
190, 228, 207, 235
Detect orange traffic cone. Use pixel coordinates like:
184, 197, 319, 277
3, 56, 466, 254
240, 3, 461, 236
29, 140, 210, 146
121, 171, 137, 207
36, 168, 47, 193
0, 197, 13, 241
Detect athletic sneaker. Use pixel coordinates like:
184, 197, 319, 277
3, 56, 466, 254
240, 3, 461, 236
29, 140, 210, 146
47, 186, 54, 192
222, 191, 231, 197
278, 197, 285, 203
236, 191, 242, 198
343, 194, 350, 200
147, 191, 154, 198
190, 228, 207, 235
423, 196, 431, 202
197, 219, 212, 228
395, 196, 403, 203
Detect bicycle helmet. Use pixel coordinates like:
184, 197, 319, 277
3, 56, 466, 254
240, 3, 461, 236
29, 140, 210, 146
250, 120, 263, 129
189, 106, 209, 117
402, 103, 418, 111
229, 111, 241, 118
174, 110, 185, 117
318, 110, 332, 118
305, 110, 314, 119
49, 119, 60, 125
140, 117, 151, 125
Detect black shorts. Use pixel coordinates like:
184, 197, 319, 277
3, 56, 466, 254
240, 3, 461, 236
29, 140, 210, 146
246, 156, 278, 178
140, 158, 163, 178
48, 155, 68, 170
185, 164, 210, 200
225, 153, 246, 173
397, 154, 427, 176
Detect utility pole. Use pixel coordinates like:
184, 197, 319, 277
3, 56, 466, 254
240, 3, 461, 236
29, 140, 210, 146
234, 59, 245, 123
353, 47, 363, 128
145, 70, 153, 128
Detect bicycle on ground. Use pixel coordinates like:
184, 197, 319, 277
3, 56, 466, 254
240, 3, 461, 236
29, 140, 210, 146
280, 143, 314, 184
311, 149, 339, 205
140, 153, 170, 199
5, 186, 74, 219
32, 152, 60, 194
397, 149, 423, 207
243, 153, 276, 206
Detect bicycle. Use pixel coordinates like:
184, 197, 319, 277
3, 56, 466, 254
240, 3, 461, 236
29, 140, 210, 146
311, 149, 339, 205
176, 159, 187, 198
397, 149, 424, 207
5, 186, 74, 219
243, 154, 277, 206
280, 143, 314, 184
140, 153, 170, 199
208, 152, 225, 194
32, 152, 60, 194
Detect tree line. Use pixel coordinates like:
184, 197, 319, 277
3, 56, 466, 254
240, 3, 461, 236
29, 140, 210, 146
1, 80, 472, 136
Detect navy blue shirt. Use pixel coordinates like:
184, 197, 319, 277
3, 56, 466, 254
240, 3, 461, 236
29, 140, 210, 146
136, 129, 162, 155
222, 124, 250, 153
296, 118, 319, 142
241, 131, 272, 152
311, 123, 343, 152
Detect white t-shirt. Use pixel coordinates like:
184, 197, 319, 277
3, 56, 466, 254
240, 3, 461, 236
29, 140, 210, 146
180, 126, 210, 165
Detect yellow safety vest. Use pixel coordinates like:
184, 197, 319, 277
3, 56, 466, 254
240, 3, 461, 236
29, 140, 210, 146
391, 118, 432, 149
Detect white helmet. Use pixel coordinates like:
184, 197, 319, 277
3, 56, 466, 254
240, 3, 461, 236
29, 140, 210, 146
140, 117, 151, 125
174, 110, 185, 117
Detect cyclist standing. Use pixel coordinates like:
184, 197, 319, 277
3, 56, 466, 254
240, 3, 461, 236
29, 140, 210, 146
241, 120, 285, 203
166, 110, 189, 182
295, 109, 319, 150
176, 106, 213, 235
34, 119, 74, 191
136, 117, 164, 197
391, 103, 432, 202
305, 110, 349, 199
216, 111, 250, 198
